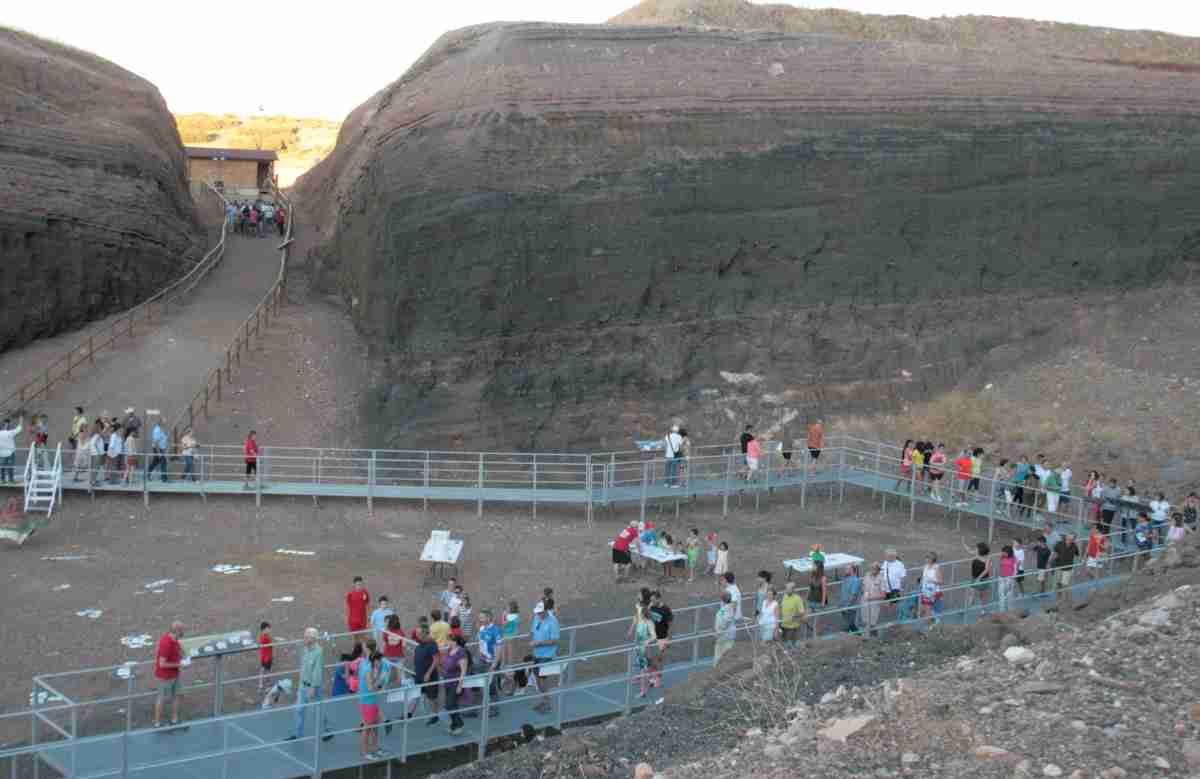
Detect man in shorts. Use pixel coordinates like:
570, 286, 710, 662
612, 520, 638, 581
806, 420, 824, 474
1051, 533, 1080, 604
153, 621, 186, 729
530, 603, 560, 713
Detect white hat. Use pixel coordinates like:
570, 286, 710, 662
533, 603, 545, 615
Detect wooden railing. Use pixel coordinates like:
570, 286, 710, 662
169, 185, 293, 443
0, 185, 231, 417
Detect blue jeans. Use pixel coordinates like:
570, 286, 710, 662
147, 450, 169, 481
0, 453, 14, 483
293, 684, 327, 738
182, 455, 196, 481
665, 458, 679, 486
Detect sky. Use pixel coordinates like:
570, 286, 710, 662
5, 0, 1199, 120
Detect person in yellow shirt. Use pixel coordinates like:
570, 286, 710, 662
429, 609, 451, 644
779, 582, 807, 646
910, 444, 926, 495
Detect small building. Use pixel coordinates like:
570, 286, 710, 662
184, 147, 277, 197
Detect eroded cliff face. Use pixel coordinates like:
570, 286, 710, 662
294, 15, 1200, 451
0, 27, 203, 351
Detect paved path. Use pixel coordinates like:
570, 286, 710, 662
0, 230, 281, 441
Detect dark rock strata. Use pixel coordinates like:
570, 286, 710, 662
294, 16, 1200, 451
0, 27, 203, 352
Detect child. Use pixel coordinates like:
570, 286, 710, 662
1168, 513, 1188, 545
1085, 524, 1108, 579
1183, 493, 1199, 529
674, 539, 688, 575
501, 600, 520, 667
258, 621, 273, 691
1134, 513, 1154, 561
754, 571, 772, 617
713, 542, 730, 588
449, 616, 465, 641
686, 529, 701, 583
260, 677, 292, 709
512, 654, 540, 696
1012, 537, 1026, 594
705, 533, 719, 575
1034, 535, 1052, 594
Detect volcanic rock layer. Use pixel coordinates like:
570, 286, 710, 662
0, 26, 203, 352
294, 14, 1200, 451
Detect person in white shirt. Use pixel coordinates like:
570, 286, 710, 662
0, 417, 22, 484
1059, 464, 1073, 507
106, 426, 125, 484
1150, 493, 1171, 545
880, 548, 907, 612
664, 424, 684, 488
87, 424, 105, 486
723, 572, 743, 621
261, 678, 292, 709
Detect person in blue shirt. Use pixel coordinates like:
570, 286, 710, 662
476, 609, 503, 715
529, 602, 560, 713
370, 596, 394, 646
147, 420, 170, 482
839, 565, 863, 633
357, 644, 387, 761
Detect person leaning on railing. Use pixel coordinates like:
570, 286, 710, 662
0, 415, 22, 483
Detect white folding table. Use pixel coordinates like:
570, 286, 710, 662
421, 530, 464, 582
783, 552, 865, 581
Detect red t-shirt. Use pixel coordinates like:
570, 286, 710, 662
155, 633, 182, 680
383, 628, 405, 658
259, 631, 273, 665
955, 457, 972, 480
1087, 532, 1107, 559
245, 437, 259, 462
346, 588, 370, 629
613, 526, 637, 552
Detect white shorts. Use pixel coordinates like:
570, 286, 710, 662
1086, 557, 1103, 569
747, 457, 759, 472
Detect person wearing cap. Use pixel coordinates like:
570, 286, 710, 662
261, 677, 293, 709
664, 424, 684, 488
530, 602, 560, 713
612, 520, 639, 582
123, 407, 142, 440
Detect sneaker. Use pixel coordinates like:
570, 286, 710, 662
375, 748, 391, 757
426, 717, 439, 727
448, 725, 465, 736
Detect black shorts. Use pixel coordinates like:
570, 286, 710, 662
929, 473, 943, 481
808, 448, 821, 460
885, 589, 902, 601
421, 680, 439, 700
261, 660, 273, 672
968, 478, 980, 490
612, 548, 632, 565
246, 461, 257, 475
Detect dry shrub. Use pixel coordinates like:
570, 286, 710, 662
699, 641, 815, 732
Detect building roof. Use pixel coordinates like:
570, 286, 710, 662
184, 147, 278, 162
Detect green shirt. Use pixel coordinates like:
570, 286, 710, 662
780, 594, 807, 629
299, 644, 324, 689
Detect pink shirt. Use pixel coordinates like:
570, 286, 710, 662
1000, 556, 1018, 577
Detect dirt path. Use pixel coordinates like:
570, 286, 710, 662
0, 229, 282, 440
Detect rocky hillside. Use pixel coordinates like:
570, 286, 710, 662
292, 7, 1200, 453
0, 26, 203, 353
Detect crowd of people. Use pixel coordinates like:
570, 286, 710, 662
154, 575, 566, 759
225, 199, 286, 238
654, 420, 826, 488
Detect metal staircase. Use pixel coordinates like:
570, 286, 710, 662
23, 443, 62, 517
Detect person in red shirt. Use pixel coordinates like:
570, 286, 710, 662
243, 430, 259, 489
258, 621, 274, 691
612, 519, 639, 582
154, 620, 186, 728
346, 576, 370, 636
954, 450, 974, 507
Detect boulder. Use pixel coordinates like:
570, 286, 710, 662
1003, 646, 1037, 666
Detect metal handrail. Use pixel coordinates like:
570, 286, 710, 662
0, 185, 230, 417
170, 184, 292, 444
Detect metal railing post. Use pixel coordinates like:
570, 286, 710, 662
423, 452, 430, 512
623, 649, 634, 716
477, 452, 484, 518
639, 460, 649, 522
585, 455, 593, 526
532, 453, 538, 521
722, 451, 733, 516
256, 447, 263, 507
839, 443, 846, 504
692, 607, 702, 665
874, 441, 881, 496
312, 694, 324, 776
70, 700, 78, 778
801, 452, 808, 508
478, 673, 491, 760
909, 467, 917, 524
368, 451, 376, 513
